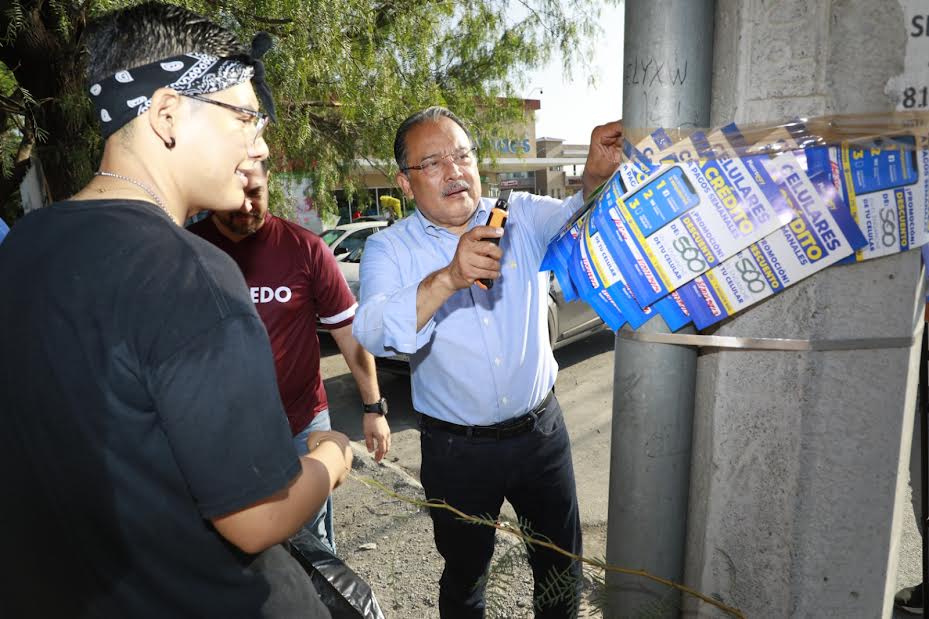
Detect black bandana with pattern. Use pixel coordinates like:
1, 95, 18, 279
89, 33, 276, 139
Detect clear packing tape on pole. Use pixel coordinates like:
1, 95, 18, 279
541, 112, 929, 333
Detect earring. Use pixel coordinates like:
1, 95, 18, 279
165, 137, 176, 150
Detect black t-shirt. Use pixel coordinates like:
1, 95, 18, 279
0, 200, 302, 617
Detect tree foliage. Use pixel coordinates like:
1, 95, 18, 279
0, 0, 616, 224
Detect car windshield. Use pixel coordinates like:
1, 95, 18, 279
338, 228, 379, 261
321, 229, 342, 246
344, 246, 365, 264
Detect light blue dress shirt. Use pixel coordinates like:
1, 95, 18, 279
353, 191, 583, 426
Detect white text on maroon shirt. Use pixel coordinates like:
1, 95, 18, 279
250, 286, 293, 304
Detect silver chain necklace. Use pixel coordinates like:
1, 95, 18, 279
94, 171, 173, 222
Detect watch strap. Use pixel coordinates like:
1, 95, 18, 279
362, 397, 388, 415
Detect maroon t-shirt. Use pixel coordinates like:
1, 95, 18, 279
188, 215, 356, 434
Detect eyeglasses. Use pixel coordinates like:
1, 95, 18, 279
402, 146, 477, 176
182, 93, 270, 144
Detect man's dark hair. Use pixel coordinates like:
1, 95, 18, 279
394, 106, 475, 173
84, 2, 245, 84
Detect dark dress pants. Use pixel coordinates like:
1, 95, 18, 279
419, 395, 582, 619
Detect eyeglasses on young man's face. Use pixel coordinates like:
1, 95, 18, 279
402, 146, 477, 177
183, 93, 269, 144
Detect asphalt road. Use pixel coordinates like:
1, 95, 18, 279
320, 330, 925, 616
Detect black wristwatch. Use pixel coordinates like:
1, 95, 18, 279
362, 397, 388, 416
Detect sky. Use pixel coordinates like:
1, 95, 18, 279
519, 2, 625, 144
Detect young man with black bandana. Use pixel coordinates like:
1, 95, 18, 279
0, 3, 351, 617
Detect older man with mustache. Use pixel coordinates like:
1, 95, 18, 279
354, 106, 623, 618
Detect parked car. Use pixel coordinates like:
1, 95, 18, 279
545, 273, 608, 350
351, 215, 395, 223
317, 220, 607, 361
320, 220, 389, 265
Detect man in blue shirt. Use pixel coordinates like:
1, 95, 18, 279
354, 106, 622, 618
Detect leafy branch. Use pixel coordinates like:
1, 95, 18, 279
349, 472, 746, 619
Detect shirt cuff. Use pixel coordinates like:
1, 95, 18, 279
381, 282, 436, 354
565, 190, 584, 214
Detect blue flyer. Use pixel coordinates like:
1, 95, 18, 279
541, 217, 584, 303
653, 292, 692, 331
585, 201, 657, 329
822, 130, 929, 261
618, 139, 659, 194
652, 128, 673, 152
620, 134, 695, 330
568, 216, 627, 331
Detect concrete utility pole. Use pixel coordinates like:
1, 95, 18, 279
606, 1, 715, 617
683, 1, 925, 617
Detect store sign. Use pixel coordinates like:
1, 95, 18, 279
491, 137, 532, 154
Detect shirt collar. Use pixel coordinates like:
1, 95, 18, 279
413, 198, 491, 238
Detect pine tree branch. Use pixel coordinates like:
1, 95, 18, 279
201, 0, 293, 25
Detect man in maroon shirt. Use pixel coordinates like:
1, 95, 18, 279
189, 163, 390, 553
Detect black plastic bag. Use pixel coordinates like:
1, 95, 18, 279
288, 533, 385, 619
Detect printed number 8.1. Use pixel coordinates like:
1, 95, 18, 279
902, 86, 929, 109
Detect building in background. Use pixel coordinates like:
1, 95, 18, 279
280, 99, 588, 232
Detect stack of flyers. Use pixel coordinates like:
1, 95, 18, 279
580, 179, 655, 329
629, 124, 867, 329
675, 152, 867, 328
547, 148, 688, 331
626, 130, 700, 331
540, 118, 922, 335
563, 167, 697, 332
542, 141, 657, 309
588, 130, 797, 308
656, 125, 863, 329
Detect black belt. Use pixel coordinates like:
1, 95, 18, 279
418, 390, 554, 440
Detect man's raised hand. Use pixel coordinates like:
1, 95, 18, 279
445, 225, 504, 289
